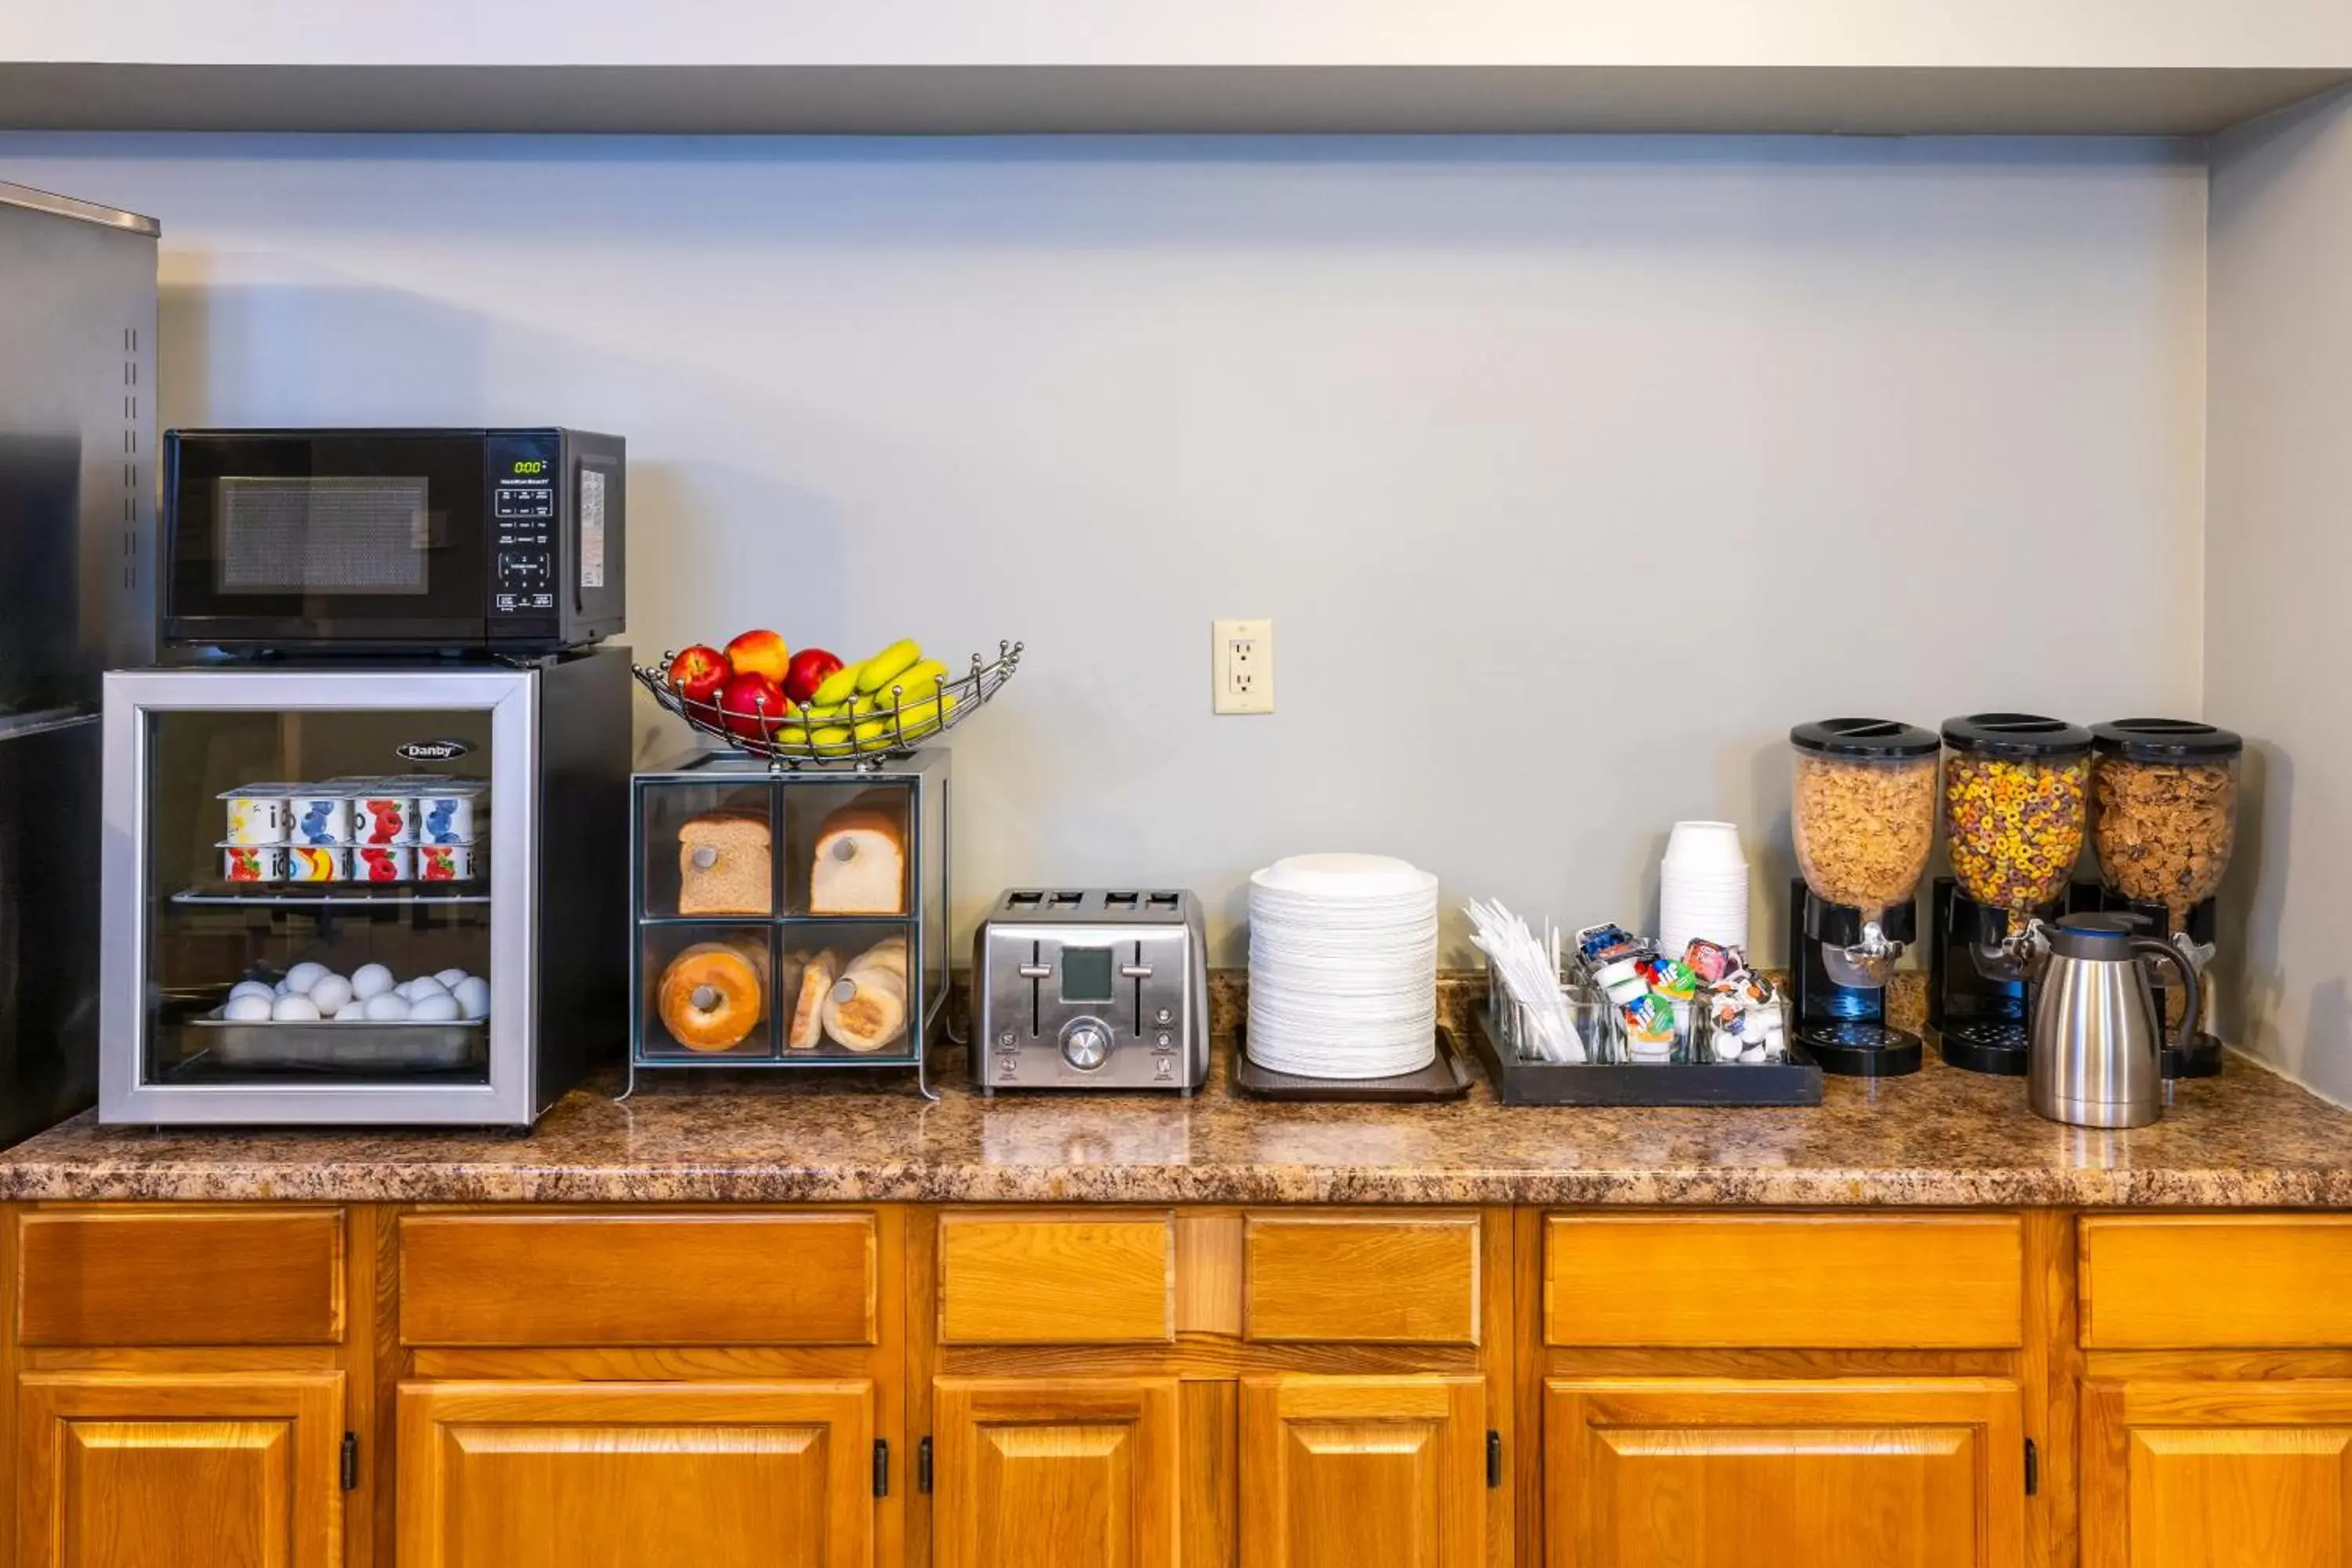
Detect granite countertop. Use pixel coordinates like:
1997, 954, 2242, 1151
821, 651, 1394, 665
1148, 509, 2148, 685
6, 975, 2351, 1206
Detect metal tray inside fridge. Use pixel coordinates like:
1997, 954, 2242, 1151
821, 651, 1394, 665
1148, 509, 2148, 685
187, 1014, 486, 1073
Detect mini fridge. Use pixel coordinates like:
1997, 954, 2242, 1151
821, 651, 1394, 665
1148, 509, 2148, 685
100, 650, 629, 1126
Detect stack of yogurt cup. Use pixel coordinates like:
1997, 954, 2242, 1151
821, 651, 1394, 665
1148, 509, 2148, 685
219, 778, 485, 884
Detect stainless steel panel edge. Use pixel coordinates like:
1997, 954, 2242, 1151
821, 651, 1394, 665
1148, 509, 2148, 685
0, 180, 160, 237
100, 665, 539, 1125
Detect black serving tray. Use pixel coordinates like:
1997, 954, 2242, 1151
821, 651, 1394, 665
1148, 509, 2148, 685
1468, 1007, 1823, 1107
1231, 1025, 1473, 1102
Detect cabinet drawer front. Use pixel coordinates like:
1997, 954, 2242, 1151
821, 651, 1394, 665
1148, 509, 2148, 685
1545, 1214, 2023, 1348
2082, 1216, 2352, 1348
1243, 1214, 1481, 1345
939, 1213, 1174, 1345
400, 1212, 877, 1347
18, 1208, 344, 1347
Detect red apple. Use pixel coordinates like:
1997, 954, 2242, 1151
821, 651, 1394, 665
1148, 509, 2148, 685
666, 644, 731, 706
717, 670, 788, 742
782, 647, 844, 706
723, 628, 791, 684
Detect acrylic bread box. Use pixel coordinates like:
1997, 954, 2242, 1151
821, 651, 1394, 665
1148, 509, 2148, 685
629, 749, 951, 1095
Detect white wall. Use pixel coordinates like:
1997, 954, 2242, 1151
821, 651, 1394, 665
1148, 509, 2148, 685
0, 132, 2207, 960
2208, 88, 2352, 1101
5, 0, 2348, 68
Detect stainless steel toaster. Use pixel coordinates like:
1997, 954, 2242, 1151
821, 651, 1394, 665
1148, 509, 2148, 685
973, 888, 1210, 1092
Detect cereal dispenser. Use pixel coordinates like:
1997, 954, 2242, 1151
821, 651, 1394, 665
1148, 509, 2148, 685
1930, 713, 2095, 1076
2088, 718, 2242, 1080
1785, 719, 1940, 1076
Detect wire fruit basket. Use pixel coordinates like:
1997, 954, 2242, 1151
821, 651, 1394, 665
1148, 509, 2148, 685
634, 641, 1022, 771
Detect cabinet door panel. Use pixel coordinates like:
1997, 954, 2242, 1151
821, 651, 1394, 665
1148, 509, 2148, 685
1548, 1378, 2023, 1568
18, 1371, 343, 1568
2084, 1379, 2352, 1568
397, 1380, 872, 1568
933, 1377, 1179, 1568
1240, 1374, 1484, 1568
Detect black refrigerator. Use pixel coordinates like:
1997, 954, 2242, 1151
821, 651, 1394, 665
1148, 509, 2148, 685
0, 181, 159, 1143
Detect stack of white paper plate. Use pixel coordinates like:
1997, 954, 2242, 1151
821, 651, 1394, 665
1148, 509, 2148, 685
1246, 853, 1439, 1079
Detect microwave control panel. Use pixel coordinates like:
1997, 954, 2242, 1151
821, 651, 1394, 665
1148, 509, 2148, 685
488, 432, 562, 619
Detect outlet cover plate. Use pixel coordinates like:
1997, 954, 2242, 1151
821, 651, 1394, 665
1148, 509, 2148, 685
1213, 618, 1274, 715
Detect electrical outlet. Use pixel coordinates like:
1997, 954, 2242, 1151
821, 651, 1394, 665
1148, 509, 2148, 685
1213, 619, 1274, 715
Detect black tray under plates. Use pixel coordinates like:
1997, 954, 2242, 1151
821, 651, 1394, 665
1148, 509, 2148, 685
1230, 1025, 1472, 1102
1468, 1007, 1822, 1107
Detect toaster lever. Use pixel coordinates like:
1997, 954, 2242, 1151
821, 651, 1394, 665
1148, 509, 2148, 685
1121, 963, 1154, 978
1017, 963, 1052, 979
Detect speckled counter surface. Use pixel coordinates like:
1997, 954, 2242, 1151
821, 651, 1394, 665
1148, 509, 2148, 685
6, 1003, 2350, 1207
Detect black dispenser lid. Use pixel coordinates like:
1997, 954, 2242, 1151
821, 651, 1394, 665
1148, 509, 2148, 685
1940, 713, 2092, 759
2091, 718, 2244, 761
1789, 717, 1940, 758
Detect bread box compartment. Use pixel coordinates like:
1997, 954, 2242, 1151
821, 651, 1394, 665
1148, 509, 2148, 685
639, 781, 777, 920
782, 782, 910, 918
641, 924, 782, 1058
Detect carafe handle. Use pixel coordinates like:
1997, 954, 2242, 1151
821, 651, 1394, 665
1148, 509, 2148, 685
2130, 937, 2201, 1052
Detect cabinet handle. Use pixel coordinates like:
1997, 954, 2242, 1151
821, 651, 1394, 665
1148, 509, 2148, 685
340, 1432, 359, 1492
873, 1438, 890, 1498
918, 1436, 934, 1494
1486, 1430, 1502, 1489
2024, 1438, 2038, 1497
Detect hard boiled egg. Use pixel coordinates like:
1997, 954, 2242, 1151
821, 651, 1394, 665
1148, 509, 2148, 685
361, 992, 412, 1022
453, 976, 491, 1021
350, 964, 396, 1000
223, 994, 274, 1022
270, 993, 321, 1022
309, 975, 354, 1015
407, 993, 462, 1022
227, 980, 276, 1006
284, 961, 331, 995
434, 967, 470, 990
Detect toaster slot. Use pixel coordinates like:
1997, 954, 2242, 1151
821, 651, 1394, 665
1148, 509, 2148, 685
1105, 891, 1138, 909
1048, 891, 1084, 909
1147, 891, 1181, 910
1007, 891, 1044, 909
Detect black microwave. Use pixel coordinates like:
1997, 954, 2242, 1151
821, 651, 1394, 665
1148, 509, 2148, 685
162, 427, 624, 654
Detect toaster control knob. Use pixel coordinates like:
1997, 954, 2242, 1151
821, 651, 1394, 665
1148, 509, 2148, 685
1060, 1018, 1111, 1071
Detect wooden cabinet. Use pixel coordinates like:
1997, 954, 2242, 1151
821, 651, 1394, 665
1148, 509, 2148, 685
931, 1377, 1181, 1568
397, 1379, 875, 1568
2082, 1378, 2352, 1568
16, 1370, 344, 1568
1239, 1374, 1485, 1568
1545, 1378, 2025, 1568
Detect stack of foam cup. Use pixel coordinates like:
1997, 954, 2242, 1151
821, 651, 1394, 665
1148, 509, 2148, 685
1657, 821, 1750, 960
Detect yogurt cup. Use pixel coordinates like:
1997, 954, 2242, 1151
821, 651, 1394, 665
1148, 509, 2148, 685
414, 789, 481, 845
350, 795, 417, 845
416, 844, 477, 882
220, 844, 285, 882
285, 844, 349, 883
219, 786, 292, 845
285, 793, 353, 847
350, 844, 416, 883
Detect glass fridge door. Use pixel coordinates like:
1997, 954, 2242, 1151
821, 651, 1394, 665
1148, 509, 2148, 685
102, 666, 535, 1124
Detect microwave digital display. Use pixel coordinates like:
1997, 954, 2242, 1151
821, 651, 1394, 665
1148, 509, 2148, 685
214, 475, 434, 596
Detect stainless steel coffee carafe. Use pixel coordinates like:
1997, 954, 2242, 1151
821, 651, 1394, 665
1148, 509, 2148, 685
2028, 913, 2200, 1129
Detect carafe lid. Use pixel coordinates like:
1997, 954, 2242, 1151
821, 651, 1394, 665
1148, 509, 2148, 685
1940, 713, 2092, 759
2047, 911, 2141, 960
1789, 717, 1940, 758
2092, 717, 2243, 761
